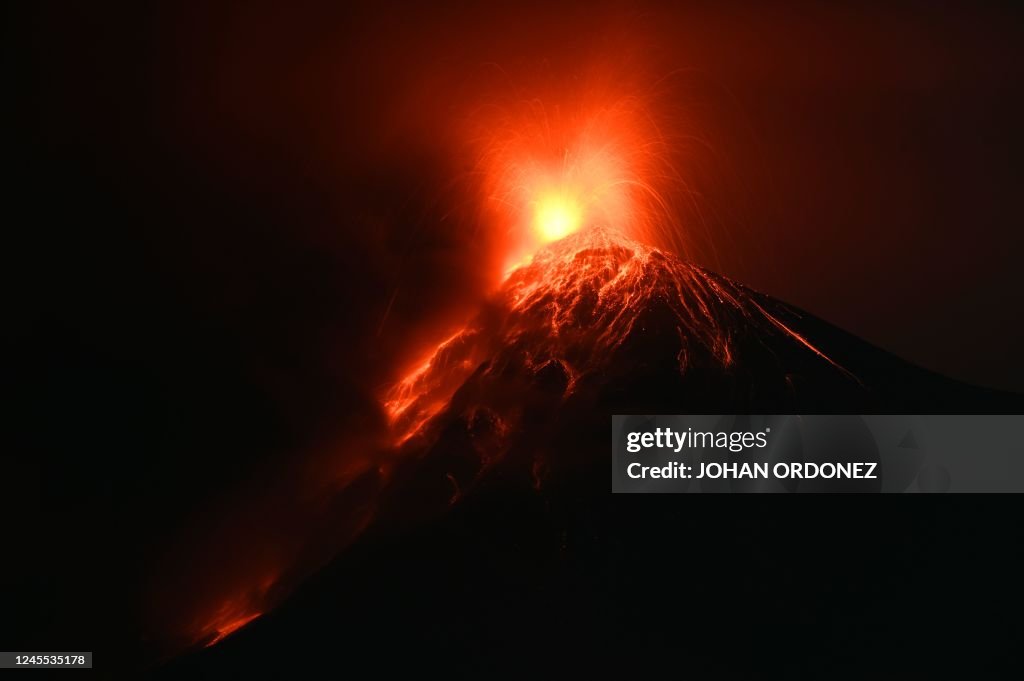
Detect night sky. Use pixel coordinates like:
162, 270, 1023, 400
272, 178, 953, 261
6, 0, 1024, 671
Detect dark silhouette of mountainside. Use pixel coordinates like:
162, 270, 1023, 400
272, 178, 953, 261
149, 227, 1023, 679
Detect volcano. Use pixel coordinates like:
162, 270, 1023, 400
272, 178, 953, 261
151, 227, 1023, 679
387, 226, 1019, 446
370, 225, 1021, 507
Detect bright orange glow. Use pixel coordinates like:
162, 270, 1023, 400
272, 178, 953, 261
533, 191, 583, 242
466, 77, 689, 272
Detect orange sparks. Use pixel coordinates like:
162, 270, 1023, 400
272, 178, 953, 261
466, 78, 686, 273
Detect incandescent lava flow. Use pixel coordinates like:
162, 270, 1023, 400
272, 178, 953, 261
386, 224, 845, 447
384, 222, 1021, 476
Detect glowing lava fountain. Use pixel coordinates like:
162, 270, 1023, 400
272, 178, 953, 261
468, 87, 693, 272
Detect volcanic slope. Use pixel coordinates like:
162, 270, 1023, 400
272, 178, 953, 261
386, 226, 1019, 451
151, 227, 1024, 680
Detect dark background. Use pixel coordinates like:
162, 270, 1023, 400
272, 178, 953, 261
5, 0, 1024, 674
